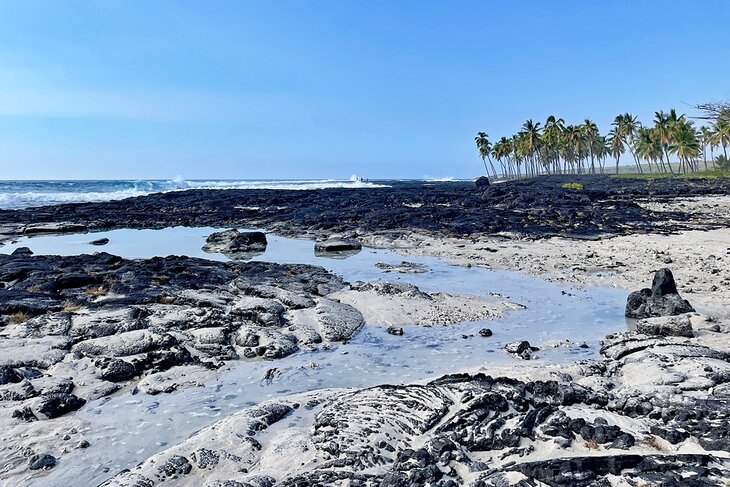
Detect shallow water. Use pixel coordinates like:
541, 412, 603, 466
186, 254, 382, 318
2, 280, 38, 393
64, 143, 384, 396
1, 228, 627, 486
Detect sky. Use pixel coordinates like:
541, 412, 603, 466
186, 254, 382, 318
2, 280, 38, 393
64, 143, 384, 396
0, 0, 729, 180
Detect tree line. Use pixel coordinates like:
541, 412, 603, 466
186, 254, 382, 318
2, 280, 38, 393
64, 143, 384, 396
475, 107, 730, 178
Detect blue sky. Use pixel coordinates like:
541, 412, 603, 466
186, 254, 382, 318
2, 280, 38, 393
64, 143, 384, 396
0, 0, 728, 180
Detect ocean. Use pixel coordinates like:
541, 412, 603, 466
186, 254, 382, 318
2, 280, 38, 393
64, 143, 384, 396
0, 177, 390, 209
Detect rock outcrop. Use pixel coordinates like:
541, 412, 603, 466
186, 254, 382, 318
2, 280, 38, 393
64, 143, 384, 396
625, 268, 695, 319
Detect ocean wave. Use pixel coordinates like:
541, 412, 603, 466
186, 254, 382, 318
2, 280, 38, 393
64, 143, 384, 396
423, 176, 458, 182
180, 179, 388, 191
0, 189, 151, 209
0, 179, 389, 210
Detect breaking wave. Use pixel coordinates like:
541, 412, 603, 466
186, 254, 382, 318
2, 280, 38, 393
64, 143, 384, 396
0, 178, 389, 209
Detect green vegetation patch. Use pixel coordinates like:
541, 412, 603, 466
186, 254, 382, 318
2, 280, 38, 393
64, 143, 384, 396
562, 182, 584, 190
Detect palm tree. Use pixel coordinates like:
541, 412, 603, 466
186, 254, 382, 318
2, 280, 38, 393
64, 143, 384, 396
669, 122, 700, 173
475, 132, 497, 177
492, 137, 514, 178
521, 120, 542, 176
608, 128, 625, 174
563, 125, 584, 174
653, 111, 676, 174
543, 116, 565, 174
714, 120, 730, 160
613, 113, 643, 173
635, 127, 662, 172
699, 126, 713, 170
582, 119, 600, 174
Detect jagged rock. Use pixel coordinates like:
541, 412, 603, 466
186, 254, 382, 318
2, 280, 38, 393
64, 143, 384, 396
625, 268, 695, 319
0, 365, 23, 385
636, 314, 694, 338
11, 406, 37, 422
36, 392, 86, 418
158, 455, 192, 477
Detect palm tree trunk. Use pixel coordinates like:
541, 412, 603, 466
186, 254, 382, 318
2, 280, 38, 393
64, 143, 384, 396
663, 149, 676, 175
632, 152, 643, 174
486, 156, 498, 179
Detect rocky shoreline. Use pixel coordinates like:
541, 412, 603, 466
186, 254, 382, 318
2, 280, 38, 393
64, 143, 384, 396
2, 175, 730, 486
2, 176, 730, 243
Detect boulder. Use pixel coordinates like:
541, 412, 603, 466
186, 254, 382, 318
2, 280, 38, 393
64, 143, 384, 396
99, 358, 138, 382
28, 453, 56, 470
625, 268, 695, 319
202, 230, 267, 258
315, 299, 364, 341
36, 392, 86, 418
314, 239, 362, 258
475, 176, 490, 189
636, 315, 694, 338
11, 247, 33, 256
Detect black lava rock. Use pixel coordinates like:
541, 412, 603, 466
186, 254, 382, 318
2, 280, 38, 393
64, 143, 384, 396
11, 247, 33, 256
37, 393, 86, 419
100, 359, 138, 382
4, 177, 729, 241
28, 453, 56, 470
504, 340, 539, 359
158, 455, 192, 476
11, 406, 38, 422
625, 268, 695, 319
475, 176, 490, 189
386, 326, 404, 336
203, 229, 267, 256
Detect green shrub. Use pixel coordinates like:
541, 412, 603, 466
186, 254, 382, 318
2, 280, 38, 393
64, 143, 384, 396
562, 182, 584, 191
